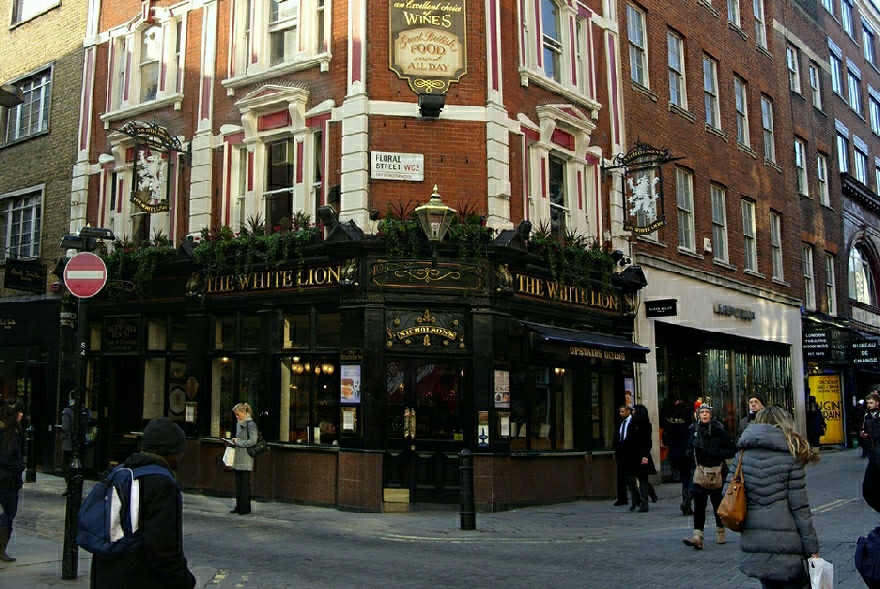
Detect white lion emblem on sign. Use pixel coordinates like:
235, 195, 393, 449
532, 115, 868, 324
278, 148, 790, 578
137, 151, 165, 202
626, 173, 659, 221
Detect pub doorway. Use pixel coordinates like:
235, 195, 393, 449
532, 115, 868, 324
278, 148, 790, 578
383, 359, 466, 504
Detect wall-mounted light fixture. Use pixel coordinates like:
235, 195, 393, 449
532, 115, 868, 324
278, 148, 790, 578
418, 93, 446, 118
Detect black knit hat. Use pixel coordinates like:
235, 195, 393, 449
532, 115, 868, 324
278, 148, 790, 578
142, 417, 186, 456
748, 392, 767, 408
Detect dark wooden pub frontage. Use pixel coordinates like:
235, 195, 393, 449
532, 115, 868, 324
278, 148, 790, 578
81, 230, 648, 512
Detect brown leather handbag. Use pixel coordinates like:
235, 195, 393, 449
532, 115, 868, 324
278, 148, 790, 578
718, 449, 747, 532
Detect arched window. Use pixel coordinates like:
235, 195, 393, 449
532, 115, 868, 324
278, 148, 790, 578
849, 245, 877, 306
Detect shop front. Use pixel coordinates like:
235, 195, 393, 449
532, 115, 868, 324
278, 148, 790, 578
80, 239, 647, 512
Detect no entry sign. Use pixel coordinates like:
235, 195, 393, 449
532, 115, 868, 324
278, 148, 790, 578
63, 252, 107, 298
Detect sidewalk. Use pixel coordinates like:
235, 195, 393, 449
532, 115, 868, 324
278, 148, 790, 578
2, 448, 876, 588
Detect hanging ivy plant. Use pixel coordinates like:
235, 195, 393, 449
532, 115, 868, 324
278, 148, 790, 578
101, 231, 177, 292
527, 221, 616, 292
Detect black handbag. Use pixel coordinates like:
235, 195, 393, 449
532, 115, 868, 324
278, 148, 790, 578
246, 422, 268, 457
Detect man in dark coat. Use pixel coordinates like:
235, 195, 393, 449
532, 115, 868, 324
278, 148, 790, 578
90, 417, 195, 589
613, 405, 641, 508
863, 392, 880, 465
736, 392, 766, 438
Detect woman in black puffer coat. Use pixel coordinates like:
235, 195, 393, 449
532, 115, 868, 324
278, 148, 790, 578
683, 403, 736, 550
730, 406, 820, 589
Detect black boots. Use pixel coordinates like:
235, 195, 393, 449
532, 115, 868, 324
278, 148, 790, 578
0, 527, 15, 562
680, 489, 693, 516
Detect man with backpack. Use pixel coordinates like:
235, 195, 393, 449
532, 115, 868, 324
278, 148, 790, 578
88, 417, 195, 589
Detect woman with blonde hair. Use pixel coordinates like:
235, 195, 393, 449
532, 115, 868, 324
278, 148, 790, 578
731, 405, 820, 589
226, 402, 258, 514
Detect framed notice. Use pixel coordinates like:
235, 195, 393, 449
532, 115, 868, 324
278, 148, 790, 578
342, 407, 357, 432
340, 364, 362, 405
494, 370, 510, 408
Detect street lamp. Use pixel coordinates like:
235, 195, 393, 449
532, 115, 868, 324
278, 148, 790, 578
414, 185, 456, 266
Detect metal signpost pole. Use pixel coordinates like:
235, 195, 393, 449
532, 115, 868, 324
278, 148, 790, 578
61, 295, 86, 579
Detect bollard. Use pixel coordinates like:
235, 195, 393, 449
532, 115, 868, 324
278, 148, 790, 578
61, 457, 83, 579
459, 448, 476, 530
24, 425, 36, 483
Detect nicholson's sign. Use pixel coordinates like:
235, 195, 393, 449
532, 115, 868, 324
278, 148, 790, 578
389, 0, 467, 94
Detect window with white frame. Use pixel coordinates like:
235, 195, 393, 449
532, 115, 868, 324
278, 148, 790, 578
541, 0, 563, 83
850, 245, 877, 305
809, 62, 822, 109
548, 155, 568, 237
876, 163, 880, 194
822, 0, 834, 13
703, 56, 720, 128
1, 68, 51, 145
787, 46, 801, 93
866, 24, 877, 65
848, 67, 862, 114
754, 0, 767, 48
735, 77, 749, 146
229, 0, 330, 83
795, 139, 808, 195
0, 190, 42, 262
627, 4, 648, 87
770, 211, 783, 280
818, 154, 830, 206
761, 95, 775, 163
830, 53, 843, 95
837, 133, 849, 173
711, 185, 728, 262
265, 138, 295, 230
742, 199, 757, 272
11, 0, 58, 25
668, 31, 687, 109
108, 17, 183, 112
825, 253, 837, 315
871, 94, 880, 134
804, 245, 816, 310
727, 0, 741, 27
676, 168, 694, 251
854, 142, 868, 184
842, 0, 854, 37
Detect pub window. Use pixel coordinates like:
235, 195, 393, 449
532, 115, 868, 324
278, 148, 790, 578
170, 317, 187, 351
147, 318, 167, 351
143, 358, 166, 419
280, 355, 339, 444
315, 312, 341, 348
214, 316, 236, 350
283, 313, 311, 348
240, 314, 262, 349
510, 365, 573, 451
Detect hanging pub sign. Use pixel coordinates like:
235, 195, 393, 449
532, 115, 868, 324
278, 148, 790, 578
389, 0, 467, 94
611, 142, 677, 235
116, 120, 182, 213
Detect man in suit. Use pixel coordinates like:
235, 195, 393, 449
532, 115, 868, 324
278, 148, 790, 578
614, 405, 635, 506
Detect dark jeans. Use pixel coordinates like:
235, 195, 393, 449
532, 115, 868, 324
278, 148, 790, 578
0, 487, 19, 529
625, 475, 644, 506
692, 486, 723, 531
234, 469, 251, 513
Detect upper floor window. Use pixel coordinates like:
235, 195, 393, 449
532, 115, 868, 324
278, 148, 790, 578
787, 46, 801, 93
548, 154, 568, 238
822, 0, 834, 14
848, 68, 863, 115
825, 253, 837, 315
760, 95, 775, 163
703, 56, 720, 129
265, 138, 295, 231
727, 0, 741, 27
0, 189, 42, 262
627, 4, 649, 87
668, 31, 687, 109
830, 54, 843, 96
542, 0, 563, 83
1, 68, 51, 145
865, 24, 877, 65
228, 0, 330, 85
676, 168, 694, 251
818, 154, 830, 206
753, 0, 767, 48
735, 77, 749, 146
710, 185, 728, 263
809, 62, 822, 109
770, 211, 783, 281
803, 245, 816, 310
854, 142, 869, 184
794, 139, 808, 195
849, 245, 876, 306
11, 0, 58, 25
871, 94, 880, 134
841, 0, 854, 37
742, 199, 757, 272
837, 133, 850, 174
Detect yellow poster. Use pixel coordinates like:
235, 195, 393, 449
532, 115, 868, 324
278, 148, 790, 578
808, 374, 844, 445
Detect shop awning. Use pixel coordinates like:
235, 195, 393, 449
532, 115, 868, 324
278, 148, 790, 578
519, 321, 650, 364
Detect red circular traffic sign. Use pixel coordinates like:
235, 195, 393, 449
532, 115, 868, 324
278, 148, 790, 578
63, 252, 108, 298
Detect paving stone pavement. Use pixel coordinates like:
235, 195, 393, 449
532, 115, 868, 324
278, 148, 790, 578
1, 447, 875, 588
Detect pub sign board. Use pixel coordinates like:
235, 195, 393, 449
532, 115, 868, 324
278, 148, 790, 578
3, 258, 45, 293
389, 0, 467, 95
103, 315, 142, 354
612, 142, 674, 235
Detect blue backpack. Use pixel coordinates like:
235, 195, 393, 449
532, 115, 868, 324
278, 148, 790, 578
76, 464, 177, 558
856, 525, 880, 583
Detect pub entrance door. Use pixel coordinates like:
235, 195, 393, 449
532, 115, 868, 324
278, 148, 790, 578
384, 359, 466, 504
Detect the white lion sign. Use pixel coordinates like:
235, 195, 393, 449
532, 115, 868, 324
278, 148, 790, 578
626, 173, 659, 221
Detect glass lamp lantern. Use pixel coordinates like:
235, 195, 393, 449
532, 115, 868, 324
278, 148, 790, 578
414, 185, 457, 243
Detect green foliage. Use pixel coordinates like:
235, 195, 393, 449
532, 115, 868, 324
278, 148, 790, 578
102, 230, 177, 289
377, 201, 422, 258
527, 222, 615, 291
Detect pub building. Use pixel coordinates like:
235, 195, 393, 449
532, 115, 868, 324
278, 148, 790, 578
82, 212, 648, 511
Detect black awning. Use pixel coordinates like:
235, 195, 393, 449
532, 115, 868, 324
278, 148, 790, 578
519, 321, 650, 364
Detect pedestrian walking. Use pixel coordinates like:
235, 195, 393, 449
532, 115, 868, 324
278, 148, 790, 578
736, 392, 766, 438
862, 393, 880, 464
683, 403, 736, 550
730, 406, 820, 589
630, 404, 657, 512
0, 401, 24, 563
805, 395, 826, 451
226, 402, 258, 515
90, 416, 195, 588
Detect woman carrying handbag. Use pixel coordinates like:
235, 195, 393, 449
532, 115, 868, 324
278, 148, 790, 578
733, 405, 821, 589
226, 402, 258, 515
683, 403, 736, 550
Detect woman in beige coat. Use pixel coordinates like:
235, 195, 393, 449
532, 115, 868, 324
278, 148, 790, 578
227, 403, 258, 514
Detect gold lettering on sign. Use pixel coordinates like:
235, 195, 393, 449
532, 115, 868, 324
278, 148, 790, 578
205, 265, 343, 294
569, 347, 627, 361
513, 273, 632, 313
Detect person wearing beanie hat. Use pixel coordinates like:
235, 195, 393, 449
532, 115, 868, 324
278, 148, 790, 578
736, 392, 767, 439
90, 417, 195, 589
